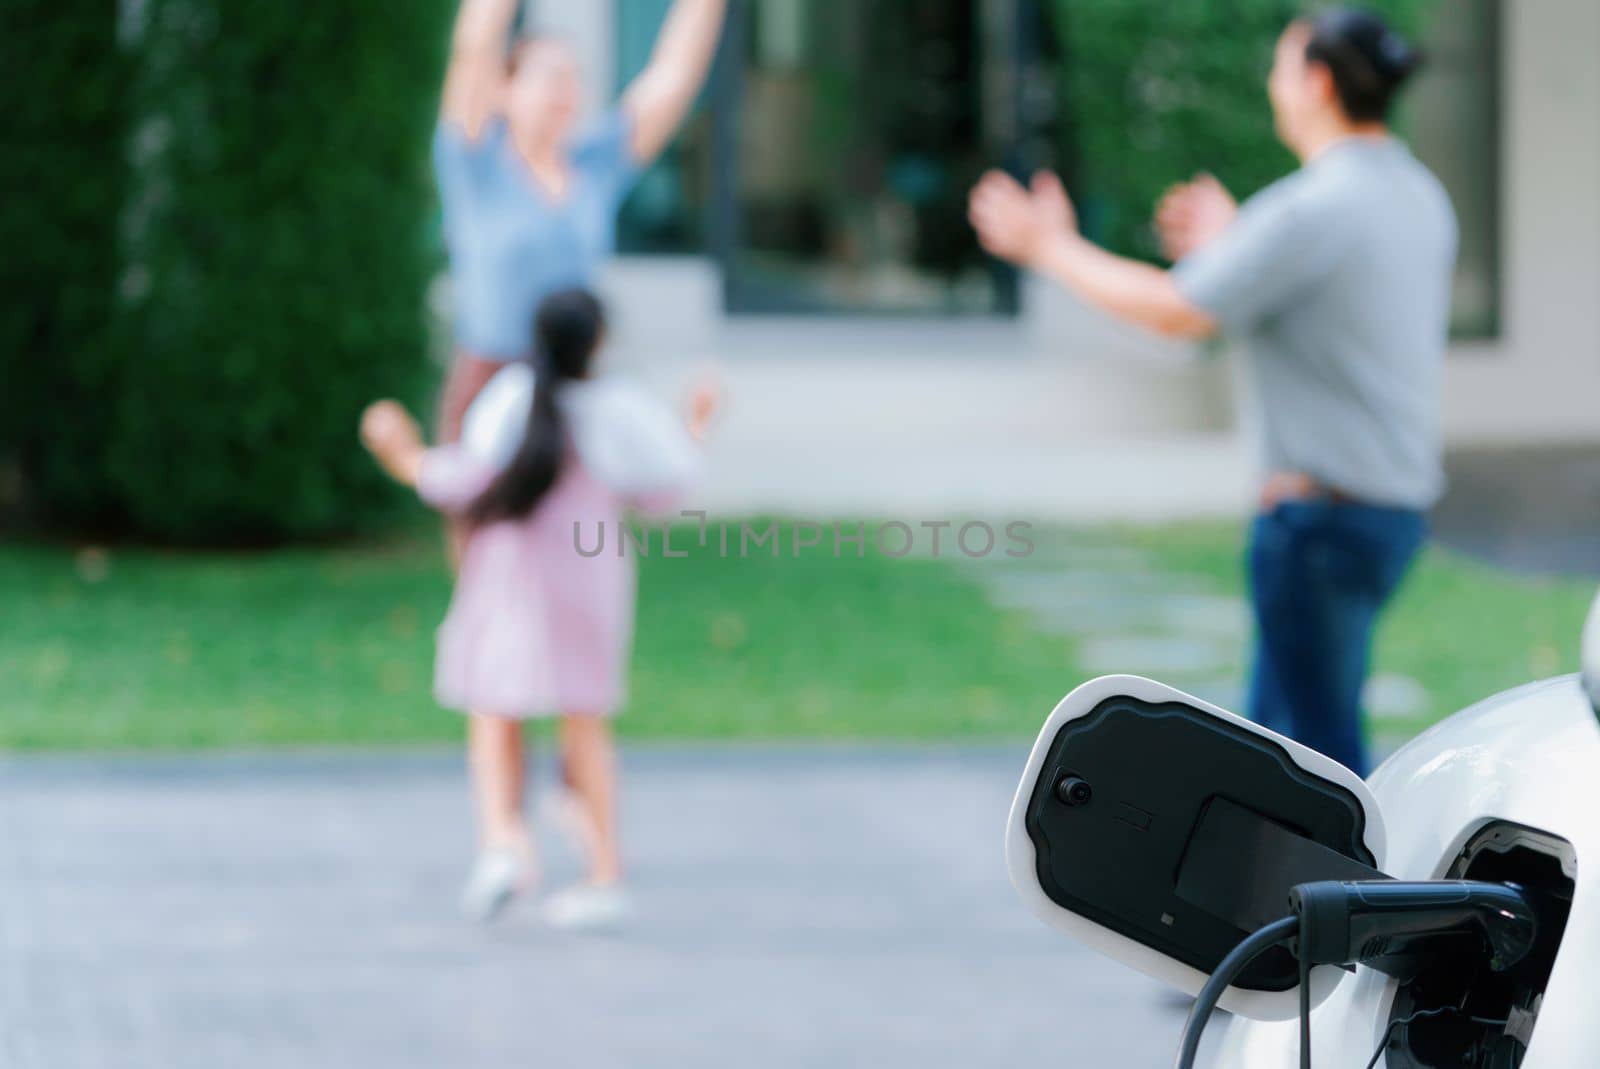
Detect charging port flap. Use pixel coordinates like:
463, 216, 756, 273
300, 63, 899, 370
1005, 675, 1388, 1022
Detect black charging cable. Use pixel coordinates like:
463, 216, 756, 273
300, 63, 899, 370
1298, 932, 1313, 1069
1173, 915, 1298, 1069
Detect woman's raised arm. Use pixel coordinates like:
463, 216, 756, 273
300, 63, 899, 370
440, 0, 520, 139
619, 0, 728, 165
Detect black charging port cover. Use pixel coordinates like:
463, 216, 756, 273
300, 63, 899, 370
1023, 695, 1381, 991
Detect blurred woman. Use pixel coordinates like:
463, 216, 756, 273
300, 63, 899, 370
434, 0, 726, 441
969, 8, 1455, 775
418, 0, 725, 921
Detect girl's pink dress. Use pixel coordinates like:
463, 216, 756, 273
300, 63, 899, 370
416, 367, 699, 718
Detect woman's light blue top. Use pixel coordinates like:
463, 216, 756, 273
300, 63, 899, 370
434, 111, 639, 361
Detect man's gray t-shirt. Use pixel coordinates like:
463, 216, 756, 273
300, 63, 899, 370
1173, 138, 1458, 509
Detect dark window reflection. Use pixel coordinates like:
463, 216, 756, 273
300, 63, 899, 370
615, 0, 715, 254
1404, 0, 1500, 340
614, 0, 1498, 330
724, 0, 1015, 315
1401, 0, 1497, 337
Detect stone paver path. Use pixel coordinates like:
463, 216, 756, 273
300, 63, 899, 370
966, 531, 1428, 748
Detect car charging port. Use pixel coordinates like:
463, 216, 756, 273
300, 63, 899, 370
1383, 823, 1576, 1069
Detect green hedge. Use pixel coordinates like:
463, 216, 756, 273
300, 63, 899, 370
5, 2, 451, 543
1046, 0, 1432, 261
0, 1, 126, 528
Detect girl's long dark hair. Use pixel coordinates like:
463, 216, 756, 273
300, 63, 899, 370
467, 288, 605, 525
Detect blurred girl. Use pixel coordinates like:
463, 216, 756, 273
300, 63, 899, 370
362, 289, 718, 926
435, 0, 726, 441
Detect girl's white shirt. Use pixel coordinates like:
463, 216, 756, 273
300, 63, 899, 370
460, 363, 701, 497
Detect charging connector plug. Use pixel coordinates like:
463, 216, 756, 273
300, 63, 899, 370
1289, 880, 1537, 978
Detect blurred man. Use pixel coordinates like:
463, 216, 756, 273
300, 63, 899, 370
969, 8, 1457, 775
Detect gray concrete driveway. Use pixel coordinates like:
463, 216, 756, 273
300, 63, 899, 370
1, 747, 1217, 1068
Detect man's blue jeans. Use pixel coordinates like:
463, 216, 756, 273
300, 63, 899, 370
1247, 501, 1427, 777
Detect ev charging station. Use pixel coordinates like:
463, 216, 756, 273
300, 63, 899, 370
1005, 671, 1590, 1068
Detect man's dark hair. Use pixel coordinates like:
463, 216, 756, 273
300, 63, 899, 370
1304, 7, 1426, 122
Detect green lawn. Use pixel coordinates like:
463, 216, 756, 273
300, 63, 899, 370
1107, 524, 1594, 735
0, 523, 1592, 749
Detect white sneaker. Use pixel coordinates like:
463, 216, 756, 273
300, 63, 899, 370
459, 848, 527, 923
542, 883, 632, 932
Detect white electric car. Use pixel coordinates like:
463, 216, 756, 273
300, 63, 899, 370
1006, 599, 1600, 1068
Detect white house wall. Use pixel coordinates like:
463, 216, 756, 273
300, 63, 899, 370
1443, 0, 1600, 445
